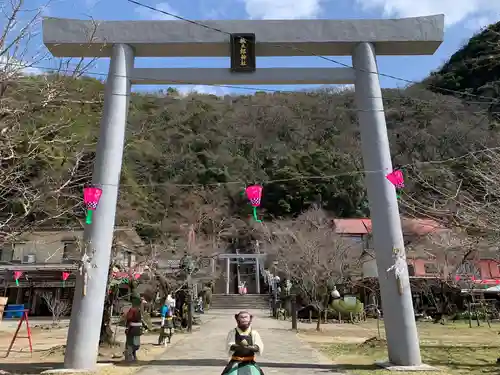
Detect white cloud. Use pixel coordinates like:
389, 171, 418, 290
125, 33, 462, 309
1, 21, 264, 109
336, 84, 355, 93
355, 0, 500, 29
243, 0, 322, 19
134, 2, 179, 20
176, 85, 229, 97
84, 0, 101, 9
464, 16, 496, 31
20, 66, 44, 76
204, 7, 225, 19
0, 56, 43, 76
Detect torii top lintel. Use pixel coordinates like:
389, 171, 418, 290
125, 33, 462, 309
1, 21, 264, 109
43, 15, 444, 58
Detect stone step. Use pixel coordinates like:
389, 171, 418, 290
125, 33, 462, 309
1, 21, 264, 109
211, 294, 269, 310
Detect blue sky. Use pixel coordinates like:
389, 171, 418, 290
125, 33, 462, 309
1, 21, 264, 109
6, 0, 500, 95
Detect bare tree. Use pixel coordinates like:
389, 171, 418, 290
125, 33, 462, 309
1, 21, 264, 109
403, 148, 500, 239
399, 149, 500, 324
0, 0, 49, 84
265, 207, 358, 330
406, 226, 486, 324
0, 1, 102, 246
41, 291, 71, 324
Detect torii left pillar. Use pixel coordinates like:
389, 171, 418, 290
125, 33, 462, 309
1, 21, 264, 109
64, 43, 134, 370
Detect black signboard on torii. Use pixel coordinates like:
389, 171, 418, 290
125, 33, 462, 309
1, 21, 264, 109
230, 33, 256, 72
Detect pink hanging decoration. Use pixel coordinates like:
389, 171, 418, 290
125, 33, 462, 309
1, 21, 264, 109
386, 169, 405, 188
455, 275, 460, 281
245, 185, 263, 222
246, 185, 263, 207
62, 272, 70, 287
83, 186, 102, 224
13, 271, 23, 286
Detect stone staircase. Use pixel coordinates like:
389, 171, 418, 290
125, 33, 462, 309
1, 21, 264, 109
211, 294, 269, 310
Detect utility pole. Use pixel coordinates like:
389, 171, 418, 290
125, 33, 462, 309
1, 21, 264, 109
181, 252, 194, 333
291, 294, 297, 331
352, 42, 421, 366
187, 272, 193, 333
185, 226, 195, 332
64, 44, 134, 370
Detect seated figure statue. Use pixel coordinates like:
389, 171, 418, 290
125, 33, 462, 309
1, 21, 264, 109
222, 311, 264, 375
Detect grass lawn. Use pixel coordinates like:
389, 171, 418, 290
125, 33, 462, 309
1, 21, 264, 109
299, 320, 500, 375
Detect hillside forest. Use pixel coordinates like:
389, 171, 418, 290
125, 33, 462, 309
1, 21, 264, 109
1, 17, 500, 258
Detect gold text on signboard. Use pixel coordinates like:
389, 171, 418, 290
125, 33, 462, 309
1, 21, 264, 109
239, 37, 247, 67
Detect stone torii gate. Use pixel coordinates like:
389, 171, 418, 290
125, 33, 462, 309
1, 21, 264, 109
42, 15, 444, 370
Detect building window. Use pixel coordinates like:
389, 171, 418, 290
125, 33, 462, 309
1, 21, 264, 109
456, 261, 481, 280
0, 247, 14, 262
62, 241, 78, 260
115, 248, 126, 266
113, 248, 135, 268
350, 236, 363, 243
366, 236, 373, 249
424, 263, 439, 275
407, 264, 416, 276
348, 236, 371, 250
126, 251, 133, 267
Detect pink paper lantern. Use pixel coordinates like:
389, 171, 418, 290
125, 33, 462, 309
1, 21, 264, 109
386, 170, 405, 188
62, 271, 70, 287
83, 186, 102, 224
245, 185, 263, 207
13, 271, 23, 286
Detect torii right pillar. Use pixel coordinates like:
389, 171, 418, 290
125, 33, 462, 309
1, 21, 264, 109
352, 42, 421, 367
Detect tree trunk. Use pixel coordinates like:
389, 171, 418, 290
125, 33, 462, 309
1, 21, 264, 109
316, 293, 329, 331
99, 303, 115, 346
156, 272, 170, 301
99, 265, 118, 346
433, 282, 448, 324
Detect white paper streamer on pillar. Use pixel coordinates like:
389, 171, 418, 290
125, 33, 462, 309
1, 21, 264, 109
387, 247, 405, 295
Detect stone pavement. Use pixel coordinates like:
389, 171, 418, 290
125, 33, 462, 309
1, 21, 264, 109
138, 309, 339, 375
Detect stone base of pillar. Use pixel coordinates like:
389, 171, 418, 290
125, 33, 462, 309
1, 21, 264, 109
41, 364, 112, 375
376, 361, 437, 372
